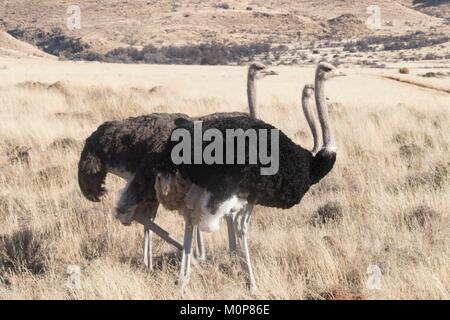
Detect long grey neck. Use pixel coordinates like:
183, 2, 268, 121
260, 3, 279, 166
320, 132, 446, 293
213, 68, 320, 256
247, 72, 257, 118
315, 77, 335, 151
302, 91, 321, 155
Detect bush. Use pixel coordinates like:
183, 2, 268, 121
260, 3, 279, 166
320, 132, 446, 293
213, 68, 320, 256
8, 27, 90, 57
311, 201, 344, 225
0, 228, 49, 275
73, 51, 106, 62
399, 67, 410, 74
424, 53, 441, 60
405, 205, 439, 229
343, 32, 449, 53
8, 26, 281, 65
103, 42, 273, 65
216, 3, 230, 9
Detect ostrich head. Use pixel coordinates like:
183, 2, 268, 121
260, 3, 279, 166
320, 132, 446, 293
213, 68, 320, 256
155, 171, 191, 211
316, 62, 346, 81
115, 185, 137, 226
248, 62, 278, 80
302, 84, 315, 98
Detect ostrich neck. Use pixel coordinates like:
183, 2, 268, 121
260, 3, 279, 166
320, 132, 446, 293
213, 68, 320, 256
302, 93, 321, 154
315, 78, 335, 150
247, 75, 257, 118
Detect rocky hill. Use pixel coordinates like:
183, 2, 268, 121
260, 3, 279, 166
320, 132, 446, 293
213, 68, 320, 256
0, 0, 449, 65
1, 1, 449, 49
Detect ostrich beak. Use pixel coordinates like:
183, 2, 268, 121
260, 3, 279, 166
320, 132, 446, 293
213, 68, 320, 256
335, 70, 347, 77
261, 69, 278, 77
115, 208, 134, 226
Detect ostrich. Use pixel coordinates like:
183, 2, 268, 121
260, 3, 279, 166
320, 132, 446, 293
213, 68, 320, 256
135, 62, 346, 291
224, 61, 277, 252
78, 63, 277, 268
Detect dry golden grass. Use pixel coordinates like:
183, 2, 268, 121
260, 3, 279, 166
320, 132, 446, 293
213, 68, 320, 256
0, 57, 449, 299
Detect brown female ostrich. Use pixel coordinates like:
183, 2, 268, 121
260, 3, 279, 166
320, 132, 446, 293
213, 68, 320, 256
133, 62, 345, 292
78, 63, 277, 268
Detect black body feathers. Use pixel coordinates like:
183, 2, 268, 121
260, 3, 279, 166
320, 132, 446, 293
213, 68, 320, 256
157, 116, 323, 209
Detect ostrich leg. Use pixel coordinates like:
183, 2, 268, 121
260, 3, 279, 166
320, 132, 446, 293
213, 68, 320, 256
226, 216, 237, 253
143, 226, 153, 271
185, 184, 206, 261
133, 204, 183, 250
179, 223, 194, 293
194, 227, 206, 261
134, 202, 159, 271
233, 203, 257, 292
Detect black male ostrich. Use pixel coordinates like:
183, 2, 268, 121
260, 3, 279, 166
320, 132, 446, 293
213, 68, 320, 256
130, 62, 345, 292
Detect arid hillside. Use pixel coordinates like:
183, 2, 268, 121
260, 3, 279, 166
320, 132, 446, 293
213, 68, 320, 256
1, 0, 449, 52
0, 30, 55, 59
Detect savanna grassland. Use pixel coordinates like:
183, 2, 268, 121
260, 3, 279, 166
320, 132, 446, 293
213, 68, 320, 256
0, 56, 449, 299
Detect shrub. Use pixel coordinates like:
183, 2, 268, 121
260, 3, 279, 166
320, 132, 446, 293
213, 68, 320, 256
343, 32, 449, 53
8, 26, 282, 65
216, 3, 230, 9
311, 201, 344, 225
399, 67, 410, 74
103, 42, 273, 65
8, 27, 90, 57
424, 53, 441, 60
404, 205, 439, 229
0, 228, 49, 275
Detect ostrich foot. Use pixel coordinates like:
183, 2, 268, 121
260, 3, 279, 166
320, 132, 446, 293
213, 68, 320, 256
249, 284, 261, 296
233, 204, 257, 293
